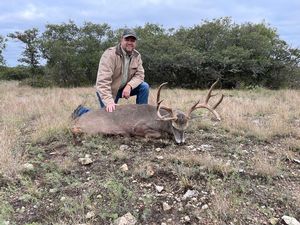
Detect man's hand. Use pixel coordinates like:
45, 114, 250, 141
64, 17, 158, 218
122, 84, 132, 99
106, 103, 116, 112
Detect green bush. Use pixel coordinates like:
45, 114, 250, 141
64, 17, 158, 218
0, 66, 30, 80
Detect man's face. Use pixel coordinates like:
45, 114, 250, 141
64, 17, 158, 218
120, 36, 136, 54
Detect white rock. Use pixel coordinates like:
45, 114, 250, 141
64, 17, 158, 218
184, 215, 191, 222
162, 202, 172, 211
85, 211, 95, 219
156, 156, 164, 160
282, 215, 300, 225
182, 189, 199, 200
113, 212, 137, 225
155, 185, 164, 193
23, 163, 34, 171
202, 204, 209, 210
200, 144, 213, 150
155, 148, 162, 152
119, 145, 129, 151
78, 157, 93, 165
120, 164, 129, 172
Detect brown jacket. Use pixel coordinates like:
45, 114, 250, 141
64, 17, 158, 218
95, 44, 145, 105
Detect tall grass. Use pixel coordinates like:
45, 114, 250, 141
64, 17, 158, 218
1, 81, 299, 176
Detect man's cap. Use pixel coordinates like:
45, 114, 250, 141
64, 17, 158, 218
122, 29, 137, 39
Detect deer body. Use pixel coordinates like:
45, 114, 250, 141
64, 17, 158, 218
73, 104, 173, 138
72, 80, 224, 143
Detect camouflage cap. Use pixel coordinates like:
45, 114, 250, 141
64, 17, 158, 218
122, 28, 137, 39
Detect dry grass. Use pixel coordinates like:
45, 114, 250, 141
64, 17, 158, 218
251, 151, 282, 177
1, 80, 300, 176
167, 151, 233, 176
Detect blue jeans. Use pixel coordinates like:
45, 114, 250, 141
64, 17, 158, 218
96, 81, 149, 108
74, 82, 149, 118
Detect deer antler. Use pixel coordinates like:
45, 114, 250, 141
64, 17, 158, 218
156, 82, 177, 121
186, 79, 224, 120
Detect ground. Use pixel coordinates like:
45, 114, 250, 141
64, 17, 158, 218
1, 123, 299, 225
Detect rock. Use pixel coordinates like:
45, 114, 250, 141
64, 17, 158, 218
60, 196, 66, 201
200, 144, 213, 151
96, 194, 102, 199
146, 165, 155, 177
155, 185, 164, 193
201, 204, 209, 210
78, 155, 93, 165
49, 188, 58, 193
161, 223, 167, 225
23, 163, 34, 171
182, 189, 199, 200
269, 217, 279, 225
184, 215, 191, 222
282, 215, 300, 225
113, 212, 137, 225
85, 211, 95, 219
156, 156, 164, 160
162, 202, 172, 211
120, 164, 129, 172
119, 145, 129, 151
155, 148, 162, 152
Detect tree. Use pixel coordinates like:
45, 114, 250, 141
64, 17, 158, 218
8, 28, 41, 76
0, 35, 7, 66
40, 21, 113, 86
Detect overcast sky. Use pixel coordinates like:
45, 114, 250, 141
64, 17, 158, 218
1, 0, 300, 66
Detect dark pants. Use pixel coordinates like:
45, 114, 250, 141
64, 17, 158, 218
96, 81, 149, 108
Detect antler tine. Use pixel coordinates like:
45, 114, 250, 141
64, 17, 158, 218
156, 98, 177, 121
186, 79, 223, 120
205, 78, 220, 104
156, 82, 168, 105
212, 94, 224, 110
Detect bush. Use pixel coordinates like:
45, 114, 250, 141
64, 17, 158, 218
0, 66, 31, 80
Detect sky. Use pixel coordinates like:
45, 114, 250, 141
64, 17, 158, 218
1, 0, 300, 66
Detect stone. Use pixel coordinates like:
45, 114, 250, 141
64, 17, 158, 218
201, 204, 209, 210
282, 215, 300, 225
113, 212, 137, 225
119, 145, 129, 151
146, 165, 155, 177
23, 163, 34, 171
155, 185, 164, 193
182, 189, 199, 200
120, 164, 129, 172
162, 202, 172, 211
269, 217, 279, 225
85, 211, 95, 219
78, 156, 93, 165
155, 148, 162, 152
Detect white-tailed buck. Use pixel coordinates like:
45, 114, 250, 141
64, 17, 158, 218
72, 80, 224, 144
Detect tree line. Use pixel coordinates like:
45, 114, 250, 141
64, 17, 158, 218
0, 17, 299, 89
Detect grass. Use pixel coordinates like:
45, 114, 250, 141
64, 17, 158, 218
0, 80, 300, 224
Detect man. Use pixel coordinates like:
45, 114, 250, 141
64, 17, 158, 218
96, 28, 149, 112
72, 28, 149, 118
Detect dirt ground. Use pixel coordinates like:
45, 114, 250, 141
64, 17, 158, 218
1, 124, 299, 225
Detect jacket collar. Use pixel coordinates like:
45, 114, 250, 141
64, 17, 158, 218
116, 44, 139, 57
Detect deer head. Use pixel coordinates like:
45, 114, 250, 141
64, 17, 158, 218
156, 80, 224, 144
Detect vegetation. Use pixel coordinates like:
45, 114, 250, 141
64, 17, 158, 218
1, 18, 300, 88
0, 81, 299, 224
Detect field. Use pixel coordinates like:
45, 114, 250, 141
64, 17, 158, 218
0, 81, 299, 225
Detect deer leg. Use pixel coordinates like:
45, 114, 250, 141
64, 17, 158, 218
145, 130, 162, 139
133, 122, 162, 139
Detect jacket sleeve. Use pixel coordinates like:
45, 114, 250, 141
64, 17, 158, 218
95, 49, 115, 106
127, 55, 145, 89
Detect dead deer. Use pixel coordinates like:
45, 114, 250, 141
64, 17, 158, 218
72, 80, 224, 144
